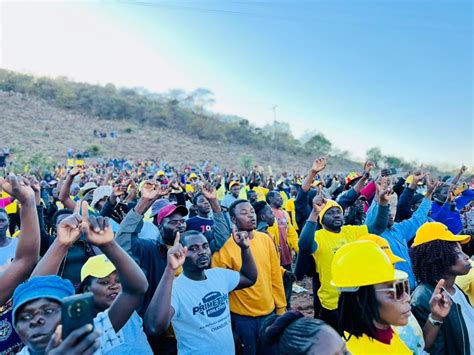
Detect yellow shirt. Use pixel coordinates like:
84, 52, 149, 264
283, 198, 298, 231
238, 185, 250, 200
279, 191, 289, 206
252, 186, 269, 202
456, 260, 474, 305
313, 225, 368, 310
212, 231, 286, 316
346, 330, 411, 354
267, 214, 299, 257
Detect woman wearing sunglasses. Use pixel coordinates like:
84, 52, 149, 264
331, 240, 412, 354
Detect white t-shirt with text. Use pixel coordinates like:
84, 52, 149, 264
171, 268, 240, 355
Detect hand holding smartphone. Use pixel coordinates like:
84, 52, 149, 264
61, 293, 95, 340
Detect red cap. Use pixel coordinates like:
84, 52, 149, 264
157, 204, 188, 225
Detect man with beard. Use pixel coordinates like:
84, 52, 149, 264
144, 230, 257, 354
297, 184, 391, 331
212, 200, 286, 355
115, 181, 230, 353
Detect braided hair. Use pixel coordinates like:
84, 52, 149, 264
260, 311, 331, 354
337, 286, 380, 340
409, 240, 459, 284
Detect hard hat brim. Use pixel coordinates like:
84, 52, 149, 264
331, 269, 409, 289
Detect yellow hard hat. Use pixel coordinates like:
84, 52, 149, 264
358, 234, 405, 264
331, 241, 408, 290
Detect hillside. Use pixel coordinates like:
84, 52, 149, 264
0, 91, 359, 173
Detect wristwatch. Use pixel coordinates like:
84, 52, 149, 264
428, 313, 443, 327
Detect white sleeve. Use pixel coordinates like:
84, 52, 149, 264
171, 286, 180, 320
222, 268, 240, 292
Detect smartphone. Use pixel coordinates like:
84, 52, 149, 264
61, 293, 94, 340
381, 168, 397, 177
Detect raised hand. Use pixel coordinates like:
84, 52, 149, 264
0, 173, 34, 203
56, 204, 83, 246
141, 181, 170, 201
69, 166, 85, 177
167, 232, 187, 271
28, 176, 41, 193
201, 183, 217, 200
81, 202, 114, 246
429, 279, 452, 321
232, 225, 250, 249
446, 186, 456, 203
460, 165, 467, 174
311, 157, 327, 174
364, 161, 375, 174
411, 171, 426, 186
379, 186, 394, 205
425, 175, 440, 198
113, 179, 130, 198
311, 193, 327, 214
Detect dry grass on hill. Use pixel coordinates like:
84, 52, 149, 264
1, 91, 360, 173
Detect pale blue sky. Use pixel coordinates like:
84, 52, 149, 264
1, 0, 472, 168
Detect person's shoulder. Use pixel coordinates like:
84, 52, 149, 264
253, 230, 277, 247
219, 234, 238, 250
93, 309, 112, 329
206, 267, 236, 278
253, 230, 273, 242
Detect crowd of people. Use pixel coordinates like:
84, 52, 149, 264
0, 154, 473, 355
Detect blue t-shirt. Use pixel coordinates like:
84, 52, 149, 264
186, 216, 214, 234
171, 268, 240, 355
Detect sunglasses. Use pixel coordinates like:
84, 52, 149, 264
375, 279, 410, 300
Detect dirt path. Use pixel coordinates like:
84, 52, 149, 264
291, 277, 314, 317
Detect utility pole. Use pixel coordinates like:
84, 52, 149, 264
272, 105, 278, 154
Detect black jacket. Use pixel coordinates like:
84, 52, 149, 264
411, 282, 471, 355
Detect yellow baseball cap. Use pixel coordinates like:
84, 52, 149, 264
157, 170, 165, 176
187, 173, 198, 181
229, 181, 240, 189
358, 234, 405, 264
81, 255, 116, 282
412, 222, 471, 247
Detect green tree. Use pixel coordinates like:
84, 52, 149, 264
240, 154, 254, 170
384, 155, 403, 168
366, 147, 383, 166
304, 133, 332, 155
